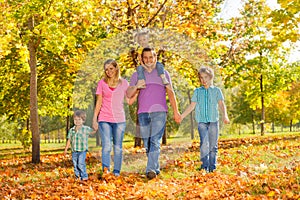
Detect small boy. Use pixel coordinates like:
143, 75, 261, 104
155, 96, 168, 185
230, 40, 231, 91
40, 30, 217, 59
135, 31, 169, 88
180, 66, 230, 173
64, 110, 96, 181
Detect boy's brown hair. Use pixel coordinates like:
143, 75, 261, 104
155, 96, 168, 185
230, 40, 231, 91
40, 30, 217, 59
73, 110, 86, 122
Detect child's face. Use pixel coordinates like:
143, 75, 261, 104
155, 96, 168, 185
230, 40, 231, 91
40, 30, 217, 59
199, 73, 212, 88
138, 35, 149, 48
74, 116, 84, 126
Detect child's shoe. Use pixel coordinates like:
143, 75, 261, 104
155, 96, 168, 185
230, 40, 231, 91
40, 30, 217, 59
161, 76, 169, 85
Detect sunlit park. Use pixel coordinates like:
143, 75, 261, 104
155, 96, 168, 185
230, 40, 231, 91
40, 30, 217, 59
1, 0, 299, 199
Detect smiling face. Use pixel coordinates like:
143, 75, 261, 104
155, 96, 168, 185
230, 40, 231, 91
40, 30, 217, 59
104, 63, 118, 78
199, 72, 213, 88
73, 116, 84, 127
137, 35, 149, 48
142, 50, 156, 68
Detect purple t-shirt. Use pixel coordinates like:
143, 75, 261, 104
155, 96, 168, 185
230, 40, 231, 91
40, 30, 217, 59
129, 68, 171, 114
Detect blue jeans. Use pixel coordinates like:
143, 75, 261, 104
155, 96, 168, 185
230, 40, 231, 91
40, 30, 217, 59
98, 122, 126, 175
198, 122, 219, 172
137, 61, 165, 80
72, 151, 88, 180
138, 112, 167, 174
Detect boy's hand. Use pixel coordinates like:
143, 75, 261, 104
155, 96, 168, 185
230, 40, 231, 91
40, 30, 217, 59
223, 116, 230, 124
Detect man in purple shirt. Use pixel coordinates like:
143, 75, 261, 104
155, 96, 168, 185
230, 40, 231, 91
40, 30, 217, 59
127, 47, 181, 180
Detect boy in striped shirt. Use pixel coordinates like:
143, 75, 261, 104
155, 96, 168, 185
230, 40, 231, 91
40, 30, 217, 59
64, 110, 96, 180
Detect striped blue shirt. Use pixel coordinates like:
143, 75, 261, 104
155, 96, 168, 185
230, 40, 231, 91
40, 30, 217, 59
191, 86, 224, 123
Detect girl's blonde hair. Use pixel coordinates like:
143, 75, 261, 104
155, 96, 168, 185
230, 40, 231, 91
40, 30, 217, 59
103, 59, 121, 85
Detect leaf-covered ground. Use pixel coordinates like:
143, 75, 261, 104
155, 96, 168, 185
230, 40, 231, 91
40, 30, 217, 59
0, 134, 299, 199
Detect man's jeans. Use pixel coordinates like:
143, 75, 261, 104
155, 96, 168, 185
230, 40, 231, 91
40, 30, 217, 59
198, 122, 219, 172
138, 112, 167, 174
98, 122, 126, 175
72, 151, 88, 180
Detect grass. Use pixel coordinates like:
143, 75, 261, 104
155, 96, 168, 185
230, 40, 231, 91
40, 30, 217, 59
0, 131, 299, 158
0, 132, 299, 199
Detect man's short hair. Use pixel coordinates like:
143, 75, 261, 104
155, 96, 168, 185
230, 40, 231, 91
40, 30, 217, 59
141, 47, 156, 58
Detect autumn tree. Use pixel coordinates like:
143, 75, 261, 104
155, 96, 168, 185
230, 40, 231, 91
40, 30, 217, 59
218, 0, 295, 135
0, 0, 106, 163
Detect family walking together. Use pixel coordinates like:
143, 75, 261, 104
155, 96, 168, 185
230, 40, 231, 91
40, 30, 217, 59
64, 34, 230, 181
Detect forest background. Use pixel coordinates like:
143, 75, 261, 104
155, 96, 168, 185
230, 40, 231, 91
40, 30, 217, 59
0, 0, 299, 164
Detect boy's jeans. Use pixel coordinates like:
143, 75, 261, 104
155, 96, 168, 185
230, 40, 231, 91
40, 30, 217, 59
98, 122, 126, 175
198, 122, 219, 172
138, 112, 167, 175
72, 151, 88, 180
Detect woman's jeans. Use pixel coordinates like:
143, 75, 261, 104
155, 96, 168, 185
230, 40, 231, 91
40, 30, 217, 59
138, 112, 167, 174
198, 121, 219, 172
98, 122, 126, 175
72, 151, 88, 180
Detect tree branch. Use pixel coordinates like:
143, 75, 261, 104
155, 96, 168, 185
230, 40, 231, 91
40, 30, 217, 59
145, 0, 168, 27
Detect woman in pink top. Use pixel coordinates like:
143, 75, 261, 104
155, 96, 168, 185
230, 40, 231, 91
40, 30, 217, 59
92, 59, 136, 176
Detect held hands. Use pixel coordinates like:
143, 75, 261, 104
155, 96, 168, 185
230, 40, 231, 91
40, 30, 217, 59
92, 119, 98, 131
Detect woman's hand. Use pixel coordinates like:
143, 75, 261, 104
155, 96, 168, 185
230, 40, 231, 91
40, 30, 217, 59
92, 120, 98, 131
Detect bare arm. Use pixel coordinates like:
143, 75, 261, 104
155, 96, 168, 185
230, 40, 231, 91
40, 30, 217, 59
93, 94, 103, 130
218, 100, 230, 124
64, 139, 71, 155
181, 102, 196, 121
166, 84, 181, 123
126, 92, 138, 105
126, 85, 139, 98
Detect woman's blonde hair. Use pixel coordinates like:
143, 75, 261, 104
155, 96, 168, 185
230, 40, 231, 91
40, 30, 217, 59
103, 59, 121, 85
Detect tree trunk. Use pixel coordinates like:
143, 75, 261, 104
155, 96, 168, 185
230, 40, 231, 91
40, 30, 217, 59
28, 16, 40, 164
162, 127, 167, 145
158, 49, 167, 145
260, 74, 265, 136
129, 48, 142, 147
66, 97, 71, 140
252, 113, 255, 134
66, 115, 70, 138
134, 116, 142, 147
290, 120, 293, 132
57, 128, 61, 143
49, 132, 51, 143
